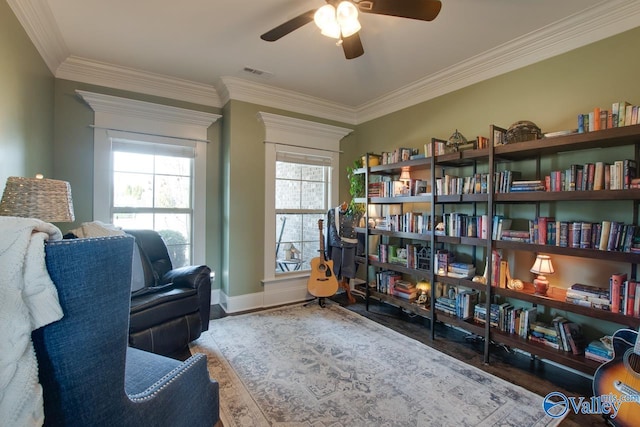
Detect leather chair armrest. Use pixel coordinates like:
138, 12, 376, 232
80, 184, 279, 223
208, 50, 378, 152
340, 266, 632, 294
161, 265, 211, 289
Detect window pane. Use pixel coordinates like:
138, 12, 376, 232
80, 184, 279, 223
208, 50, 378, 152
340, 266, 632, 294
301, 164, 324, 181
113, 172, 153, 207
301, 182, 325, 209
114, 151, 153, 173
155, 175, 190, 208
275, 180, 301, 209
276, 161, 301, 179
155, 155, 190, 176
112, 144, 194, 267
113, 212, 154, 229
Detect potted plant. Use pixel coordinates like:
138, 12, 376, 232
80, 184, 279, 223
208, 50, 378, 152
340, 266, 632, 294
346, 159, 365, 217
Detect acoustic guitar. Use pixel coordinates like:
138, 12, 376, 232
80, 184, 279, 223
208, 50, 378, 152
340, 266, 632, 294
592, 327, 640, 426
307, 219, 339, 299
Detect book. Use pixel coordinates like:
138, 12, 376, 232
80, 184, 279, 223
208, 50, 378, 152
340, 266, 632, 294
610, 272, 627, 313
563, 322, 586, 355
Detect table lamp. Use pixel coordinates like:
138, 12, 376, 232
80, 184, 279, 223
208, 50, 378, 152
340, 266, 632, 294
0, 175, 75, 222
530, 254, 554, 296
415, 280, 431, 305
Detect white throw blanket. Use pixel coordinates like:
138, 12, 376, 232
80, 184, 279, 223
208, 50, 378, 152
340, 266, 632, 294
0, 217, 64, 427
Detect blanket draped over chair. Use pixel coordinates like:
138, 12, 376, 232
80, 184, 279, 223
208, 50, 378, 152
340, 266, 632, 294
0, 217, 63, 427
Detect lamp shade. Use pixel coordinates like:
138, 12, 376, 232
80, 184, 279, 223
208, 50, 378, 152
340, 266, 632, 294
399, 168, 411, 182
530, 254, 554, 275
0, 175, 75, 222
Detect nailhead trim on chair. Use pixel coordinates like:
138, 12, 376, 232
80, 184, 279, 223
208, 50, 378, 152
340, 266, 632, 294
128, 353, 205, 401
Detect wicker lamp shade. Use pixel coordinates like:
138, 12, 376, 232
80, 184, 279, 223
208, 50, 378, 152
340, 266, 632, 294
0, 176, 75, 222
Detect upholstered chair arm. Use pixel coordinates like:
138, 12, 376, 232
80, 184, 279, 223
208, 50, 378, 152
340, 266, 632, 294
161, 264, 212, 332
124, 348, 219, 426
162, 265, 211, 289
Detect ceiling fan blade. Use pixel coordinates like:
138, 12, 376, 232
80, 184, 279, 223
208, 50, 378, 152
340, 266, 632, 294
358, 0, 442, 21
342, 33, 364, 60
260, 9, 317, 42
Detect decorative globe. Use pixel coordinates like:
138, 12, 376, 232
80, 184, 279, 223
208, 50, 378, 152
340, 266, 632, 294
506, 120, 542, 144
446, 129, 467, 153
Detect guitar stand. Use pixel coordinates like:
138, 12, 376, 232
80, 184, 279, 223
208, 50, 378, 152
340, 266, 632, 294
303, 297, 327, 308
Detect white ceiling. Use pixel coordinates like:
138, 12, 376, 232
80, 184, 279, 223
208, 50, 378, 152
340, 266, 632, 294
8, 0, 640, 124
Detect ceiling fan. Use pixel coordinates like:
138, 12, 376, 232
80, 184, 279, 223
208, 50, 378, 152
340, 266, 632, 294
260, 0, 442, 60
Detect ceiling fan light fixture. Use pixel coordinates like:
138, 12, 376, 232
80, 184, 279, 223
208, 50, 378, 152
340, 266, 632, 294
314, 5, 340, 38
337, 1, 361, 37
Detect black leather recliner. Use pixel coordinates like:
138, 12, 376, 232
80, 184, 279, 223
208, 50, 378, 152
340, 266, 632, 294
125, 229, 211, 357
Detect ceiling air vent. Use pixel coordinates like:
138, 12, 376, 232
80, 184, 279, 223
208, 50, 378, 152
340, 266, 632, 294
243, 66, 273, 78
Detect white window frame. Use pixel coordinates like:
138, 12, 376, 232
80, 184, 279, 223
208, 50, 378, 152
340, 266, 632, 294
77, 90, 220, 264
259, 112, 352, 289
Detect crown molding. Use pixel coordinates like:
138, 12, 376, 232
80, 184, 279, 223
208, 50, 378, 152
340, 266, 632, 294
355, 0, 640, 123
76, 90, 221, 128
257, 111, 352, 150
58, 56, 221, 108
10, 0, 640, 125
219, 77, 357, 125
7, 0, 68, 74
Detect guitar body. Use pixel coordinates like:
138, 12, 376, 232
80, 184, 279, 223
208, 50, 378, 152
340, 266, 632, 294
307, 219, 339, 298
308, 256, 339, 297
593, 328, 640, 427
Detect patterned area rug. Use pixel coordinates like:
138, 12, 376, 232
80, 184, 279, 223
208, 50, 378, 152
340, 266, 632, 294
190, 302, 563, 426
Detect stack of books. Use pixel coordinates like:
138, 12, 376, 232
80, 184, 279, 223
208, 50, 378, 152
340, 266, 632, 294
585, 339, 614, 363
435, 296, 456, 316
529, 321, 561, 349
392, 280, 417, 300
447, 262, 476, 279
565, 283, 611, 311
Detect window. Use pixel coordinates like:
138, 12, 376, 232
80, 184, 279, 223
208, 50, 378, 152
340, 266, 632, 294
111, 139, 194, 267
275, 151, 332, 273
79, 90, 220, 266
259, 112, 352, 289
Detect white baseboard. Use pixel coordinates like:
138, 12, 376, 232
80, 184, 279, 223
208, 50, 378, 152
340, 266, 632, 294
215, 277, 313, 314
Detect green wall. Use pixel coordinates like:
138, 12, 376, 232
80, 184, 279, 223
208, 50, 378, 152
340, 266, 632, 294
0, 1, 54, 185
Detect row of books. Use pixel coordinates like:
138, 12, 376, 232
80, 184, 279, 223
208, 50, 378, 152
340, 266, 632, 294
373, 213, 436, 234
368, 179, 429, 198
530, 317, 585, 355
437, 213, 511, 241
375, 148, 419, 165
530, 217, 639, 253
565, 276, 640, 317
547, 159, 637, 192
472, 303, 588, 355
434, 289, 479, 319
578, 101, 639, 133
610, 273, 640, 316
435, 171, 524, 196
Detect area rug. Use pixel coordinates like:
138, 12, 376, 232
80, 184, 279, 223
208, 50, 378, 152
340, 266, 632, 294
190, 302, 563, 426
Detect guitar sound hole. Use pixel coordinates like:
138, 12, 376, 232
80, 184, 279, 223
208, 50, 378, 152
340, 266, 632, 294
624, 349, 640, 377
318, 264, 326, 272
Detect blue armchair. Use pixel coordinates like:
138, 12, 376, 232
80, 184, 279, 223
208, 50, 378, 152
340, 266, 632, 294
32, 235, 219, 427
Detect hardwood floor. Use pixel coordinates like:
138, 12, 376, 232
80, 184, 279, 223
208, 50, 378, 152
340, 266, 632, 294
208, 293, 610, 426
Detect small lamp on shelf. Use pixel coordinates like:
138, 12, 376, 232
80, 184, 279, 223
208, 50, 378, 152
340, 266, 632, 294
530, 254, 554, 296
415, 280, 431, 305
367, 204, 381, 228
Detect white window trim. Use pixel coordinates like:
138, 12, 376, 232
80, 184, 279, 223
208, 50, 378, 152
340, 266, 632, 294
258, 112, 352, 287
77, 90, 221, 264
